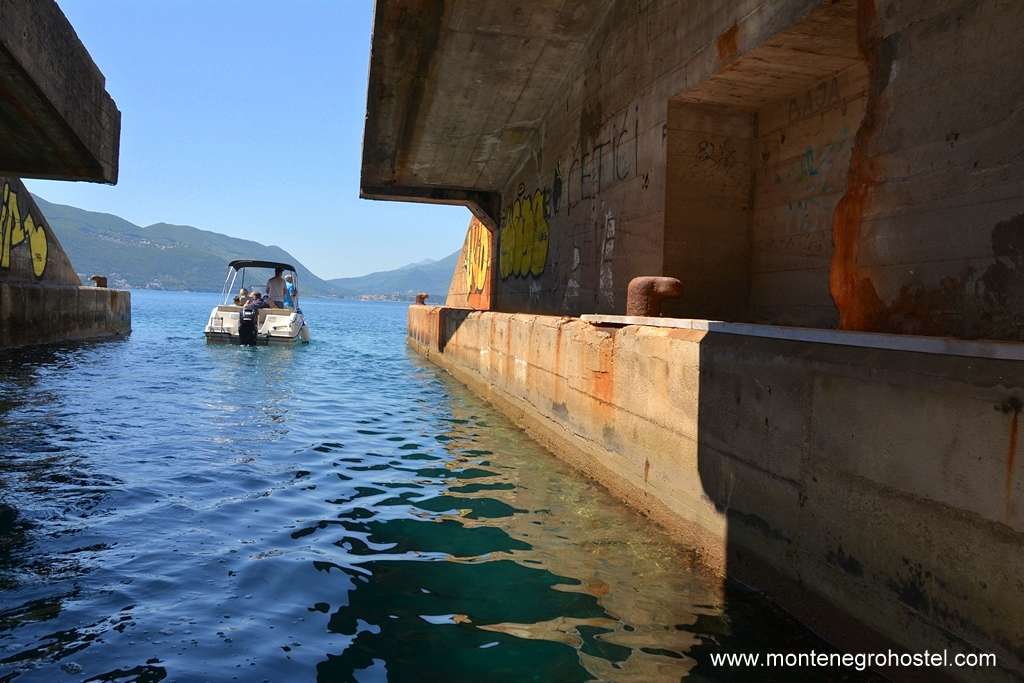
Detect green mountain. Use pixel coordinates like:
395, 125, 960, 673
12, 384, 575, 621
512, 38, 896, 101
32, 194, 458, 299
327, 252, 459, 300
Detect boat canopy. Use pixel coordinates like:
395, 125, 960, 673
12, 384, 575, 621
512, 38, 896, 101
228, 259, 297, 272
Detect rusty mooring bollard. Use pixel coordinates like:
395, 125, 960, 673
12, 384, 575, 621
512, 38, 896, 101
89, 275, 108, 288
414, 292, 429, 305
626, 276, 682, 317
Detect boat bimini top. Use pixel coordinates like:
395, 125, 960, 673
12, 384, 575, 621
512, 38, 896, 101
219, 260, 298, 305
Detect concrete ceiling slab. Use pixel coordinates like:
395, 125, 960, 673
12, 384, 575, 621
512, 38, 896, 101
360, 0, 613, 221
673, 0, 861, 110
0, 1, 121, 183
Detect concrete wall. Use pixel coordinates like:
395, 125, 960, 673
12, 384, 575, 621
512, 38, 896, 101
492, 0, 841, 316
0, 176, 130, 348
748, 63, 868, 327
663, 102, 754, 321
839, 0, 1024, 339
480, 0, 1024, 342
409, 304, 1024, 681
0, 282, 130, 348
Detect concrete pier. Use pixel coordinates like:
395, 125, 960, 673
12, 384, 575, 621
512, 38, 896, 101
0, 176, 130, 349
0, 3, 127, 349
0, 281, 130, 348
409, 304, 1024, 681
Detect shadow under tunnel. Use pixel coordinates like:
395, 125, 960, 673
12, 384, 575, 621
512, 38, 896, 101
694, 329, 1022, 682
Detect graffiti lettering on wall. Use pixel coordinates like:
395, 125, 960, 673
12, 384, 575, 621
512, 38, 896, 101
697, 139, 738, 167
0, 181, 47, 277
498, 102, 642, 281
566, 104, 640, 215
499, 184, 550, 279
769, 126, 853, 234
463, 219, 490, 292
789, 77, 840, 123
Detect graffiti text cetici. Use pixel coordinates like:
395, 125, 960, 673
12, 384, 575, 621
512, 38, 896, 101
499, 103, 641, 280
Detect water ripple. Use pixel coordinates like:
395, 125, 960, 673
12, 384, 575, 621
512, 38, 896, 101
0, 292, 876, 682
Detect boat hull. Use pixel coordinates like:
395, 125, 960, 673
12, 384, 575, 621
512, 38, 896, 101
203, 305, 309, 345
204, 331, 304, 345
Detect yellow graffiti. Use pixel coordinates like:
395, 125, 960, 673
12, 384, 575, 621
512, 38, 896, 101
499, 187, 549, 279
463, 220, 490, 292
0, 181, 47, 277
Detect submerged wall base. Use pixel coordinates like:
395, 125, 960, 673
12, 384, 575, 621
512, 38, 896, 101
0, 283, 131, 348
408, 304, 1023, 683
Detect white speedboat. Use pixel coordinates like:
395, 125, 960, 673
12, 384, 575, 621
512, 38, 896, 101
204, 260, 310, 345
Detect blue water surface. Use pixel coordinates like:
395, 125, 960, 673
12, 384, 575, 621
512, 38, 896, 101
0, 291, 877, 682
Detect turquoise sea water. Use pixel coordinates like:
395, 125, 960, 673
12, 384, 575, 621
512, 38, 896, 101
0, 291, 878, 682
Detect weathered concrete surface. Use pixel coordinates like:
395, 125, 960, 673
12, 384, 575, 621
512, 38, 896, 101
0, 176, 130, 348
368, 0, 1024, 341
0, 0, 120, 183
360, 0, 613, 223
409, 304, 1024, 682
0, 282, 130, 348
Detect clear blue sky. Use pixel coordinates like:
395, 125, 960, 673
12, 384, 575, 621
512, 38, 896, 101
26, 0, 469, 279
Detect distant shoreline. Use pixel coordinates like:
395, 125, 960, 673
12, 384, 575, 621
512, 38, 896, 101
127, 288, 441, 303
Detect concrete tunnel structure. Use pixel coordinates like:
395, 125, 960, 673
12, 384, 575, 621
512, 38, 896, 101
362, 0, 1024, 680
0, 1, 129, 349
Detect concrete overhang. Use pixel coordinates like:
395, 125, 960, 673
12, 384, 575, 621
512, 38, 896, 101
0, 1, 120, 183
360, 0, 612, 225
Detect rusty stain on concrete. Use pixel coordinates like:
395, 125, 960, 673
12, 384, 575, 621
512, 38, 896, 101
831, 212, 1024, 340
830, 0, 884, 331
1000, 396, 1022, 521
590, 332, 616, 412
716, 23, 739, 62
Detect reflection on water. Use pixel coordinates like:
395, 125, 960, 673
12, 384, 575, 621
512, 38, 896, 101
0, 291, 878, 682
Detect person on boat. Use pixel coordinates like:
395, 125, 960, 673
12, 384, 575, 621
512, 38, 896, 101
283, 274, 298, 309
266, 268, 286, 308
233, 287, 249, 306
250, 291, 270, 309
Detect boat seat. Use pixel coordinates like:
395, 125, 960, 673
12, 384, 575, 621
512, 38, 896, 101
216, 305, 242, 313
257, 308, 292, 323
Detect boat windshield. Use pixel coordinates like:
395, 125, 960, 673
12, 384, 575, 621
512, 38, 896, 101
220, 266, 299, 306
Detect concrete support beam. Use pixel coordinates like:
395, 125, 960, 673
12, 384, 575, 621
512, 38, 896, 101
361, 183, 500, 228
360, 0, 612, 208
0, 0, 121, 183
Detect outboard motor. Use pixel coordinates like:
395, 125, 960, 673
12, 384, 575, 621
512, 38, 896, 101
238, 304, 259, 345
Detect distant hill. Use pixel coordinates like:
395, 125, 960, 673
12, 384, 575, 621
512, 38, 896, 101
327, 251, 459, 301
33, 194, 458, 299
